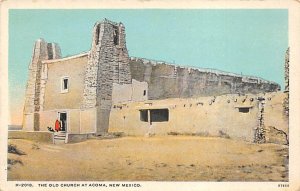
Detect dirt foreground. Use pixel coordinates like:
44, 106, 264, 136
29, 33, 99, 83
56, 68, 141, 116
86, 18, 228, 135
7, 136, 288, 181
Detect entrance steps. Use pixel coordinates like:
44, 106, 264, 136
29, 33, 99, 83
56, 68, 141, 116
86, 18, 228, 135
53, 131, 66, 144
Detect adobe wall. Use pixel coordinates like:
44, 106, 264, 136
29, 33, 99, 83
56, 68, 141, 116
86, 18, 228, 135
108, 92, 288, 143
38, 108, 96, 134
264, 92, 289, 144
43, 53, 88, 110
8, 131, 54, 143
112, 79, 148, 104
66, 133, 93, 143
129, 58, 280, 100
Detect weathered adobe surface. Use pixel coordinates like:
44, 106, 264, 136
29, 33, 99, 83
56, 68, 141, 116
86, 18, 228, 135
129, 58, 280, 100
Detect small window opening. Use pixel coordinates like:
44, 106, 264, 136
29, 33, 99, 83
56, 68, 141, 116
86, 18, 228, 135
47, 43, 53, 60
140, 109, 169, 123
63, 79, 68, 89
238, 108, 250, 113
140, 110, 148, 122
143, 90, 147, 96
150, 109, 169, 122
113, 26, 119, 45
95, 25, 100, 45
61, 77, 69, 93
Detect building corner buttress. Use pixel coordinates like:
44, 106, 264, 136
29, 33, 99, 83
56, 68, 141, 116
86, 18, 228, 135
23, 39, 61, 131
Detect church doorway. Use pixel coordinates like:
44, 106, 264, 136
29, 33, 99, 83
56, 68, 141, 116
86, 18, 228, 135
58, 112, 67, 132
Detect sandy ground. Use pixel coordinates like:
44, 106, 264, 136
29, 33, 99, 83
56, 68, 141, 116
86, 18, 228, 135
7, 136, 288, 181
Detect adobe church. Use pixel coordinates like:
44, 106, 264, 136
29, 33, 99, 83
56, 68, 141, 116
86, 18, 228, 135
22, 19, 288, 144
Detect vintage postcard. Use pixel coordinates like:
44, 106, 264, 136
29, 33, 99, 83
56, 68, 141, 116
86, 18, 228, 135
1, 0, 300, 190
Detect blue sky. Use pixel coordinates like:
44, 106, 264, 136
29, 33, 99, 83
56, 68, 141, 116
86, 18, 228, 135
9, 9, 288, 124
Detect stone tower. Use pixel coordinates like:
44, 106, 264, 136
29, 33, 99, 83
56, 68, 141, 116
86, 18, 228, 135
82, 19, 132, 133
23, 39, 61, 131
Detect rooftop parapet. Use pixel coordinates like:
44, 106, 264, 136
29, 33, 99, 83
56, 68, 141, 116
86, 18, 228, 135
130, 56, 280, 87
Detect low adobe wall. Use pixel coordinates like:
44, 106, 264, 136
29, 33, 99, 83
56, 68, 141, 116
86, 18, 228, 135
38, 108, 97, 134
109, 94, 259, 142
264, 92, 289, 144
109, 92, 288, 143
8, 131, 54, 143
66, 133, 95, 143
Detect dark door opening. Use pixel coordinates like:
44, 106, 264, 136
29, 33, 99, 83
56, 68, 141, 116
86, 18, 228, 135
59, 112, 67, 132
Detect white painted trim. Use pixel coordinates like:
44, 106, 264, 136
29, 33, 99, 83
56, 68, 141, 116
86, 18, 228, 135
67, 132, 95, 135
42, 51, 89, 64
41, 108, 81, 112
234, 105, 254, 108
67, 111, 71, 133
135, 106, 170, 110
9, 130, 52, 133
147, 109, 151, 126
65, 133, 68, 144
